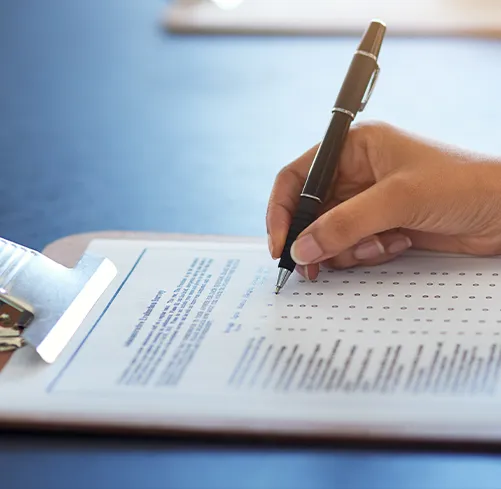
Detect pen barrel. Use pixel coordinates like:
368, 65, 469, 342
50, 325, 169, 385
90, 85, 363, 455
333, 53, 378, 116
301, 52, 378, 202
302, 112, 350, 200
278, 196, 320, 272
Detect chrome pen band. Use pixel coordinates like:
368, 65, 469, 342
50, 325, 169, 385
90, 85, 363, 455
355, 50, 378, 62
332, 107, 355, 119
300, 193, 322, 204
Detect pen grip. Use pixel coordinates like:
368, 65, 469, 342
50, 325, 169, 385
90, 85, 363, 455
278, 196, 320, 272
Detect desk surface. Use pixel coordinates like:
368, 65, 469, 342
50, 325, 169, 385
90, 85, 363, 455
2, 0, 501, 488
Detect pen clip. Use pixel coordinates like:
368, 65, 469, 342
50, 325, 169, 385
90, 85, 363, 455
359, 64, 380, 112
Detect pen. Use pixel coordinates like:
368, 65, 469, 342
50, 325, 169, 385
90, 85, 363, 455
275, 19, 386, 294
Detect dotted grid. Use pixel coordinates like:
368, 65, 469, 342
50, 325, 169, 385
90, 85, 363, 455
263, 258, 501, 336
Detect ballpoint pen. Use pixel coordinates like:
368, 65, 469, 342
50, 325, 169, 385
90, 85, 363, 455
275, 19, 386, 294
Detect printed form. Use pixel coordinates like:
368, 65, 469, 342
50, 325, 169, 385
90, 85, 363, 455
2, 238, 501, 435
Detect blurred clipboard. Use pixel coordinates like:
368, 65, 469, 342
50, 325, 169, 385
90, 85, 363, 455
164, 0, 501, 37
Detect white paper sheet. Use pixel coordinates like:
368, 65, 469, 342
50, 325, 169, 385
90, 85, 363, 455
3, 238, 501, 440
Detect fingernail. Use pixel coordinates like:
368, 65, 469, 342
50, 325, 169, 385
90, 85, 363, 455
353, 239, 385, 260
267, 234, 274, 257
387, 236, 412, 254
290, 234, 323, 265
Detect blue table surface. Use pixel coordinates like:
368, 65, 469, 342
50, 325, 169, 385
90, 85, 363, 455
3, 1, 501, 488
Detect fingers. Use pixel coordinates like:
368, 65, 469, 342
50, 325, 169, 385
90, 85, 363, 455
268, 120, 501, 268
293, 231, 412, 281
290, 178, 408, 265
295, 231, 411, 280
296, 264, 320, 281
266, 122, 391, 260
266, 145, 319, 258
400, 230, 485, 255
323, 231, 412, 269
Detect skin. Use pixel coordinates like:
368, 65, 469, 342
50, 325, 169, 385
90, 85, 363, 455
266, 122, 501, 280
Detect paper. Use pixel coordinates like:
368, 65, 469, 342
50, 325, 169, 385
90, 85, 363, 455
165, 0, 501, 37
3, 238, 501, 438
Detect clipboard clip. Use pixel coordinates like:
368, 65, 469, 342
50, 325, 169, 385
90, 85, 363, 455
0, 238, 117, 363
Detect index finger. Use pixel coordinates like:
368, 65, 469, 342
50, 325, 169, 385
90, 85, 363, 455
266, 144, 319, 258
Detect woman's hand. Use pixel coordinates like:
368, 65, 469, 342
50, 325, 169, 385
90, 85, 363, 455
266, 122, 501, 280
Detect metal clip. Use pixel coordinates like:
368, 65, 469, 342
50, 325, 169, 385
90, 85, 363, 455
0, 291, 35, 329
359, 65, 380, 112
0, 237, 117, 362
0, 291, 34, 352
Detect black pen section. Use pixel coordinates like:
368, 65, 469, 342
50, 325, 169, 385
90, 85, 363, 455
278, 196, 321, 272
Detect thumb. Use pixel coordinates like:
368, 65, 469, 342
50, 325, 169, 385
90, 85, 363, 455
290, 180, 407, 265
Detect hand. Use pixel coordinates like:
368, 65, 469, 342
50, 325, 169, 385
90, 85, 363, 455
266, 122, 501, 280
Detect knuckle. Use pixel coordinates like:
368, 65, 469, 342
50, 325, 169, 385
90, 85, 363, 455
274, 164, 299, 190
351, 120, 391, 151
348, 121, 397, 177
352, 120, 391, 139
274, 165, 291, 185
273, 143, 320, 196
269, 166, 293, 205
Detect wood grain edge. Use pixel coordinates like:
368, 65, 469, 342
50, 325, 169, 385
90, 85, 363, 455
43, 231, 265, 267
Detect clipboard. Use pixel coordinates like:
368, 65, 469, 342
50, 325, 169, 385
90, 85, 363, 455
164, 0, 501, 38
0, 231, 216, 374
2, 231, 501, 446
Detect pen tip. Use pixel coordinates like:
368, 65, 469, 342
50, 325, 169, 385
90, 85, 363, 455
275, 286, 281, 295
